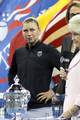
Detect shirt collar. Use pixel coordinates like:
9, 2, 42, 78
26, 41, 41, 49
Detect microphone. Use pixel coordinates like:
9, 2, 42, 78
55, 51, 73, 94
60, 51, 73, 70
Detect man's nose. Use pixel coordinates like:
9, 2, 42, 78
27, 30, 32, 35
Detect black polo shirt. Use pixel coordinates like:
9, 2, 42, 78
8, 41, 60, 109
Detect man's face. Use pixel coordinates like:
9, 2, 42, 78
72, 32, 80, 48
22, 21, 40, 45
70, 6, 80, 18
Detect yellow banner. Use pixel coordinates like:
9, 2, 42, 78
37, 0, 71, 31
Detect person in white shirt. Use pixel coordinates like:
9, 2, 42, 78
60, 14, 80, 120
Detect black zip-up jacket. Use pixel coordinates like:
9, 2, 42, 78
8, 41, 61, 110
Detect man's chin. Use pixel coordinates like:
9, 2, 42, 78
28, 41, 36, 47
29, 41, 34, 44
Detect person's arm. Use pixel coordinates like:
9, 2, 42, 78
36, 46, 61, 103
55, 36, 72, 95
60, 105, 80, 119
60, 94, 80, 119
50, 46, 61, 70
8, 51, 17, 86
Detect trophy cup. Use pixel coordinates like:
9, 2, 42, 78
4, 75, 31, 120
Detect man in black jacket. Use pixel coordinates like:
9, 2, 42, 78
8, 17, 61, 118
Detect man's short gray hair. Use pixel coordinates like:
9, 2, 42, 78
23, 17, 40, 30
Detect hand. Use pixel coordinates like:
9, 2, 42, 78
52, 93, 62, 104
60, 111, 72, 119
59, 67, 67, 80
60, 105, 79, 119
36, 89, 55, 103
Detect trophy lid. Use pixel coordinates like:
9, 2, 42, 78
6, 75, 23, 92
6, 75, 31, 100
6, 75, 30, 96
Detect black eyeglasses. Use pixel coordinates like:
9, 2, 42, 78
70, 13, 80, 18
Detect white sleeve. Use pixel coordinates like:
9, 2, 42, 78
75, 94, 80, 106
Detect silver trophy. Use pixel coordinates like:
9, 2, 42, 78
4, 75, 31, 120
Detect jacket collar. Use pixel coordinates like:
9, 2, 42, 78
26, 41, 41, 49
